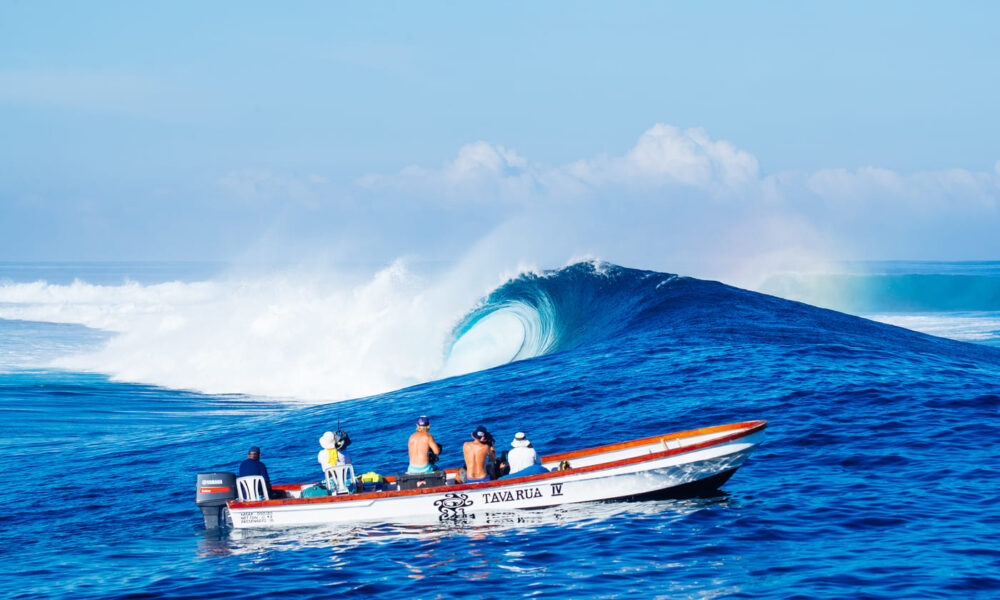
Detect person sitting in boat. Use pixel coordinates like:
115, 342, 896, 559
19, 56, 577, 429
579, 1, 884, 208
456, 425, 496, 484
407, 415, 441, 474
239, 445, 283, 498
317, 430, 352, 473
505, 432, 549, 477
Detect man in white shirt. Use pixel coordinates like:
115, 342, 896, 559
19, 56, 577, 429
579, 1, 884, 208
507, 432, 548, 477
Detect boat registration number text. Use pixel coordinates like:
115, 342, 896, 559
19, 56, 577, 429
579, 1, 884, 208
237, 511, 275, 525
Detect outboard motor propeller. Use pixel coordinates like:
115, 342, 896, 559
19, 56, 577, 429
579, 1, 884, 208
195, 472, 237, 529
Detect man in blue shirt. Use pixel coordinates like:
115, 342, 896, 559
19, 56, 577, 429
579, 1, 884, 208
238, 446, 277, 498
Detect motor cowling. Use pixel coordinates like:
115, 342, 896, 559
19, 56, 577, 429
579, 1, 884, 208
195, 472, 237, 529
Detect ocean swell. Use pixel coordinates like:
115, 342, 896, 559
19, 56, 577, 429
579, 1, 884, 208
3, 261, 999, 402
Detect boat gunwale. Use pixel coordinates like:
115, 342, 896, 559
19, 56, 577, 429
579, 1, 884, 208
228, 419, 767, 510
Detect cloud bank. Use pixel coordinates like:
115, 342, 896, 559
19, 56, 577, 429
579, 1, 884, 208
359, 124, 763, 202
355, 124, 999, 284
364, 123, 998, 209
4, 120, 997, 285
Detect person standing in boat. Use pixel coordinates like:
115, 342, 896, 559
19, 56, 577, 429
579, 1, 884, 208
506, 432, 549, 477
456, 425, 496, 483
317, 430, 352, 473
407, 415, 441, 474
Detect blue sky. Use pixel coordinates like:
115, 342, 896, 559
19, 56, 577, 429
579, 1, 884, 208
2, 2, 999, 272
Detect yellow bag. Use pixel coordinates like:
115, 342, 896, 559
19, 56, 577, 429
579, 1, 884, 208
360, 471, 383, 483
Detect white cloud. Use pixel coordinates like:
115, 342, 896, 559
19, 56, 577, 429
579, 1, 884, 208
360, 124, 763, 202
363, 123, 1000, 216
618, 124, 759, 188
349, 122, 1000, 270
216, 123, 1000, 273
442, 141, 529, 182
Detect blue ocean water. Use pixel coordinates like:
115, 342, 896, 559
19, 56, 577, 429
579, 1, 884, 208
2, 262, 999, 599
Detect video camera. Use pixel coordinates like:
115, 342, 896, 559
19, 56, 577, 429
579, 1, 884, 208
427, 443, 443, 467
334, 429, 351, 451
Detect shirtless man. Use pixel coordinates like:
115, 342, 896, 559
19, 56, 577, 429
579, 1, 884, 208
460, 425, 496, 483
407, 415, 441, 474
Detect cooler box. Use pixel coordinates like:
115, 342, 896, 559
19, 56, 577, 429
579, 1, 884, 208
395, 471, 447, 490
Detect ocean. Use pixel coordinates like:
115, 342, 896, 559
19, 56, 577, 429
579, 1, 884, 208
1, 260, 998, 599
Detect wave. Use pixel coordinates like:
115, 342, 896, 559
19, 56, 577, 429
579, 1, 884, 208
759, 272, 1000, 313
445, 263, 677, 364
3, 261, 999, 401
449, 263, 1000, 368
0, 262, 494, 400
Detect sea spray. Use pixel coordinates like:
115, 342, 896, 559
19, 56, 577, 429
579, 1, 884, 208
0, 261, 518, 400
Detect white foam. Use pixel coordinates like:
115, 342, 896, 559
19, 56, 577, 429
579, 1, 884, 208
866, 312, 1000, 344
0, 261, 536, 402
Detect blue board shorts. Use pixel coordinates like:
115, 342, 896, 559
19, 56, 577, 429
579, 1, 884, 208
407, 463, 434, 474
465, 476, 490, 483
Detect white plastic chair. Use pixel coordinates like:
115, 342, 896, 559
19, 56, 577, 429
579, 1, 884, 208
324, 464, 356, 495
236, 475, 270, 501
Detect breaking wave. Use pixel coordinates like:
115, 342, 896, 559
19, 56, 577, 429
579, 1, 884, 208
3, 260, 1000, 402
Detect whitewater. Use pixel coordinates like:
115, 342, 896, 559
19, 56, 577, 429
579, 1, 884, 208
1, 260, 999, 599
0, 260, 544, 400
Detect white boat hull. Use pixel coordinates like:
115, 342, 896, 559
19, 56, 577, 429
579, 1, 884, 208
227, 421, 765, 529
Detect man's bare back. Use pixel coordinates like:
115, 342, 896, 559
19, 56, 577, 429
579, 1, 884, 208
460, 425, 496, 482
408, 430, 440, 468
462, 440, 490, 480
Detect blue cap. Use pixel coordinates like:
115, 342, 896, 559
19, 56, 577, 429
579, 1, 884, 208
248, 446, 260, 455
472, 425, 488, 441
417, 415, 430, 427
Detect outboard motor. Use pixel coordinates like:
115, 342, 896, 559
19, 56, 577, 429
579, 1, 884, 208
195, 472, 237, 529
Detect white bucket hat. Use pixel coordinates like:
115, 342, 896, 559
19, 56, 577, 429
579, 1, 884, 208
511, 432, 531, 448
319, 431, 337, 449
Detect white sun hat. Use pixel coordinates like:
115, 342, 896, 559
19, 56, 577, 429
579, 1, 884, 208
319, 431, 337, 449
511, 432, 531, 448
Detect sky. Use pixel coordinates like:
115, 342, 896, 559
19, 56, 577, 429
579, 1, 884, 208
1, 1, 999, 278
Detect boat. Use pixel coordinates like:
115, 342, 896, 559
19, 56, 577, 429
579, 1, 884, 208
196, 420, 766, 529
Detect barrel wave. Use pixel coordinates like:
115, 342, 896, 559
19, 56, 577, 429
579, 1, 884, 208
448, 261, 1000, 366
448, 263, 679, 364
2, 260, 999, 599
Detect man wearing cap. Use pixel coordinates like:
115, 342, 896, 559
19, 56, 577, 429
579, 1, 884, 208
459, 425, 496, 483
407, 415, 441, 474
238, 446, 280, 497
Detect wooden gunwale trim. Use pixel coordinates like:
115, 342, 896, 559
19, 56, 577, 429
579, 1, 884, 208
539, 420, 766, 463
230, 420, 766, 510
